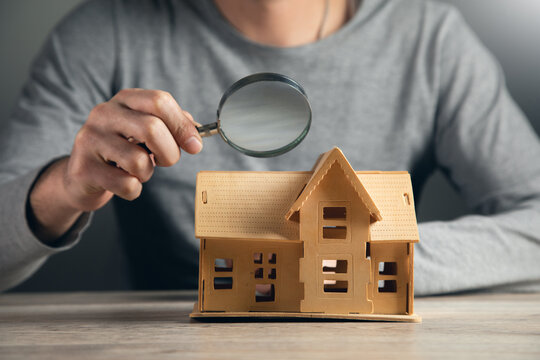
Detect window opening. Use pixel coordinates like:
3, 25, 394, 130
323, 280, 348, 293
214, 258, 233, 272
268, 253, 277, 264
254, 252, 263, 264
255, 284, 275, 302
323, 207, 347, 219
322, 259, 347, 274
378, 262, 397, 275
214, 277, 233, 290
378, 280, 397, 293
268, 268, 276, 279
254, 268, 263, 279
322, 226, 347, 239
366, 242, 371, 259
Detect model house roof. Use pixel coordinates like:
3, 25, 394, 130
195, 150, 419, 243
286, 147, 382, 222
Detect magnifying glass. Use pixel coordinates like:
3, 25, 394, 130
196, 73, 312, 157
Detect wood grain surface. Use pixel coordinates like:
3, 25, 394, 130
0, 291, 539, 359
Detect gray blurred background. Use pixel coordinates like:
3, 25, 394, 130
1, 0, 539, 292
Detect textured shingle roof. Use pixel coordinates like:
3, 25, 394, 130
194, 171, 419, 243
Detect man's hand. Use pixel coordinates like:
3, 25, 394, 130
29, 89, 202, 242
65, 89, 202, 210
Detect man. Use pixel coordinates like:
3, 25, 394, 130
1, 0, 539, 293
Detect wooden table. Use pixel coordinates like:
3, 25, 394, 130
0, 291, 539, 359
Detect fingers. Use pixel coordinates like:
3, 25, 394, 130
70, 126, 154, 203
67, 88, 202, 209
97, 133, 155, 183
91, 103, 180, 167
69, 129, 145, 204
183, 110, 202, 127
84, 156, 143, 201
112, 89, 203, 155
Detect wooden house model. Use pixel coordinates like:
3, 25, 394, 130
190, 148, 420, 322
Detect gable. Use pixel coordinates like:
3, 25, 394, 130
286, 148, 382, 222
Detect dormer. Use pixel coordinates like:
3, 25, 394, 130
286, 147, 382, 224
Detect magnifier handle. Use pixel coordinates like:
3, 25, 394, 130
197, 123, 219, 138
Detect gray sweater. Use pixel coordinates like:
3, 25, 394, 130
1, 0, 539, 294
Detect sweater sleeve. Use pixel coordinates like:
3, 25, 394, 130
0, 0, 116, 291
415, 7, 540, 295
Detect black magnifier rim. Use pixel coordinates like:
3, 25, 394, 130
216, 72, 312, 158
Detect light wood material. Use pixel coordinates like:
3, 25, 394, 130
195, 148, 418, 318
194, 150, 419, 243
1, 291, 539, 359
287, 148, 382, 221
199, 238, 304, 312
190, 302, 421, 322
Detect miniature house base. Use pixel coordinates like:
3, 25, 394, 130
190, 304, 421, 322
190, 148, 421, 323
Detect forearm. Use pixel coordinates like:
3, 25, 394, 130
0, 0, 118, 291
28, 157, 83, 244
0, 166, 91, 292
415, 199, 540, 295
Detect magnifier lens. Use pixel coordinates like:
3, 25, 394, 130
218, 79, 311, 156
